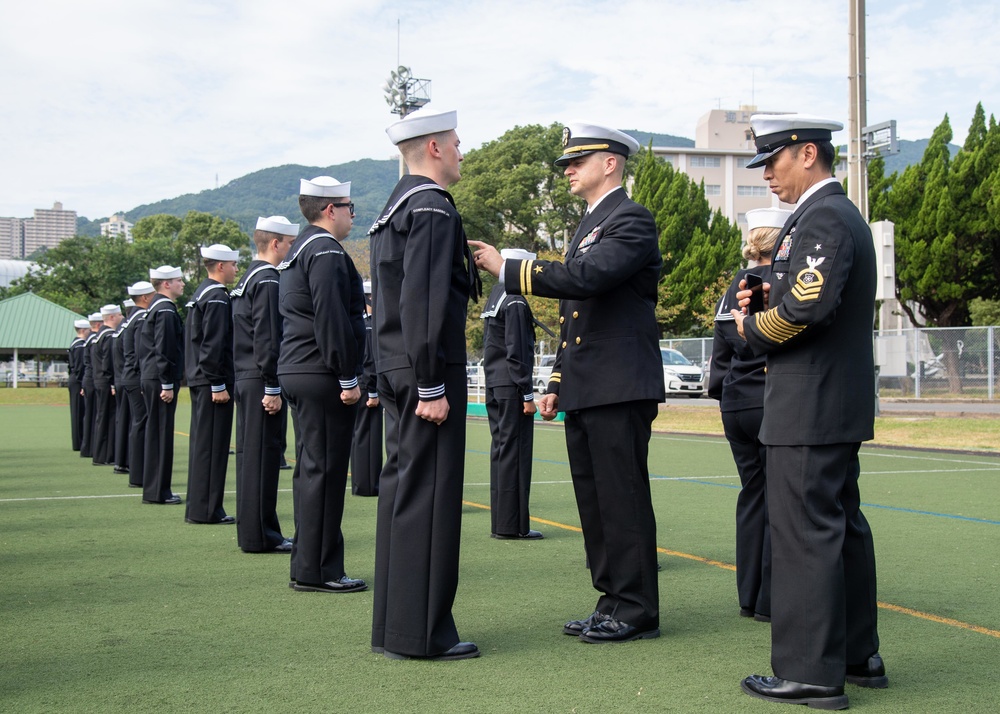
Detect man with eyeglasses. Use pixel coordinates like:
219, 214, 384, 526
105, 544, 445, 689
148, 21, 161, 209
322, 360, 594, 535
278, 175, 367, 594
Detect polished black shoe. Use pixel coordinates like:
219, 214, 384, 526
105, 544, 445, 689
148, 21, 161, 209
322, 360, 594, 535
279, 462, 292, 471
741, 675, 848, 710
563, 610, 609, 636
185, 515, 236, 524
127, 483, 142, 488
384, 641, 480, 661
491, 530, 543, 540
292, 576, 367, 593
846, 653, 888, 688
143, 494, 182, 505
754, 612, 772, 623
579, 617, 660, 643
271, 539, 293, 553
739, 607, 755, 618
113, 467, 129, 474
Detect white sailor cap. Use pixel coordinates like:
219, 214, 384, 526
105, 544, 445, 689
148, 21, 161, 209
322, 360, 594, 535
100, 304, 122, 316
299, 176, 350, 198
746, 208, 793, 232
149, 265, 183, 280
74, 319, 90, 329
128, 280, 155, 296
500, 248, 537, 261
200, 244, 239, 261
123, 298, 135, 309
555, 123, 640, 166
88, 312, 103, 322
386, 106, 458, 146
255, 215, 300, 236
746, 114, 844, 169
362, 280, 372, 295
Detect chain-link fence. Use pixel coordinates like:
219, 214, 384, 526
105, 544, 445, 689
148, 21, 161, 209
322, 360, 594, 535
662, 326, 999, 401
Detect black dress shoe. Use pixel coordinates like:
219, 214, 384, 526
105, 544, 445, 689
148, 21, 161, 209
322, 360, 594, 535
753, 612, 772, 623
143, 495, 182, 505
741, 675, 848, 710
384, 641, 480, 661
113, 467, 129, 474
739, 607, 755, 618
579, 616, 660, 643
292, 576, 367, 593
271, 539, 293, 553
491, 530, 543, 540
279, 463, 292, 471
846, 653, 888, 688
563, 610, 608, 636
127, 483, 142, 488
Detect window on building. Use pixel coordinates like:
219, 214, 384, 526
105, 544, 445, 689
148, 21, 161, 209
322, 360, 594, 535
736, 157, 751, 169
689, 156, 721, 168
704, 184, 722, 196
737, 185, 769, 197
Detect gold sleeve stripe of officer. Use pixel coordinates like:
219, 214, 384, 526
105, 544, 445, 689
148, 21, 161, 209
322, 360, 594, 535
549, 372, 561, 383
756, 309, 805, 344
519, 259, 534, 295
565, 143, 611, 153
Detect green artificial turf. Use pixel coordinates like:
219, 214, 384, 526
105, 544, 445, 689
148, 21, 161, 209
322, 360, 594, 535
1, 398, 998, 713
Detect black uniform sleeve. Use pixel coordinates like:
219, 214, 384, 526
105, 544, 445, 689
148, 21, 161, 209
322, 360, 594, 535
362, 322, 377, 397
154, 310, 182, 390
400, 208, 462, 400
745, 205, 853, 356
306, 250, 361, 388
198, 295, 232, 390
503, 298, 535, 400
708, 315, 733, 402
251, 276, 282, 393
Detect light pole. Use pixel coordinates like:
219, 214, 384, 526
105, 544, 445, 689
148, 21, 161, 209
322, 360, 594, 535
382, 66, 431, 177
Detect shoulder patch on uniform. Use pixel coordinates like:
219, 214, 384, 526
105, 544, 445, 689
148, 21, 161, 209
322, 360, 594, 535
791, 256, 825, 302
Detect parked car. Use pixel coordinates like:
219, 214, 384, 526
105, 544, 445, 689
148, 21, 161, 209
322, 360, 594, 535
661, 348, 704, 398
533, 355, 556, 392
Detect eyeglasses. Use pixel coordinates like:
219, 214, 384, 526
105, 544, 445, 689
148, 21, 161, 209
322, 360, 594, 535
330, 202, 355, 216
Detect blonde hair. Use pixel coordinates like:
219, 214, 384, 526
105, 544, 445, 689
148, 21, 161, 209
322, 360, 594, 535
743, 226, 782, 262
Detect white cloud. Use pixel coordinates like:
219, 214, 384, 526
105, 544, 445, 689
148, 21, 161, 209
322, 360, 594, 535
1, 0, 998, 218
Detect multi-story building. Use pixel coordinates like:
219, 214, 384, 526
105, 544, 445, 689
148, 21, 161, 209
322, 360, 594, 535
101, 214, 133, 242
0, 217, 23, 260
20, 202, 77, 258
652, 107, 846, 234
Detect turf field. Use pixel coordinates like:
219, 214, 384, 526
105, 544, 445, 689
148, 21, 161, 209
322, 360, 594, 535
1, 394, 998, 713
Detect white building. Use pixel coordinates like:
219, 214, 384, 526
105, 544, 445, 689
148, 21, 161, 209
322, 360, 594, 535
101, 214, 134, 242
651, 107, 846, 233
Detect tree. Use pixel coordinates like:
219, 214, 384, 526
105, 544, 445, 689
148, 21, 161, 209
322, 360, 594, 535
631, 149, 743, 335
11, 212, 249, 316
875, 106, 1000, 391
451, 123, 584, 252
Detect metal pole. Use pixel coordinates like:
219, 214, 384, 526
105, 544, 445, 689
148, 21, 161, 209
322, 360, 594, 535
847, 0, 868, 218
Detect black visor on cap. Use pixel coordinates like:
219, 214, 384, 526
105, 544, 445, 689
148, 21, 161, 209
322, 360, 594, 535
746, 127, 834, 169
555, 137, 632, 167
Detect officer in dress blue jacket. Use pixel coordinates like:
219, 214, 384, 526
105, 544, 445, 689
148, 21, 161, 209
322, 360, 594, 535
231, 216, 297, 553
184, 244, 239, 525
279, 177, 367, 593
369, 107, 482, 662
122, 282, 155, 489
480, 249, 541, 540
471, 123, 664, 645
731, 114, 886, 710
139, 265, 186, 506
68, 319, 91, 451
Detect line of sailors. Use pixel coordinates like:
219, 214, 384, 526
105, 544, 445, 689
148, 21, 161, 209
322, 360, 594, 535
66, 218, 384, 558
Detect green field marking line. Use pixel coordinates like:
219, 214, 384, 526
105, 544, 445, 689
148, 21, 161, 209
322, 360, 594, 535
463, 497, 1000, 641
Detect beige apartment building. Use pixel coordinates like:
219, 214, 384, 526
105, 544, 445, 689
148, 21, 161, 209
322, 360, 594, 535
0, 217, 22, 261
101, 213, 133, 241
651, 107, 846, 234
23, 202, 77, 257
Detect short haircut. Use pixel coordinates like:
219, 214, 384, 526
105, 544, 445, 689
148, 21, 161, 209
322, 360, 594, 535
151, 278, 165, 290
743, 226, 782, 262
253, 229, 287, 253
789, 140, 836, 172
203, 258, 220, 271
299, 194, 333, 223
398, 130, 453, 166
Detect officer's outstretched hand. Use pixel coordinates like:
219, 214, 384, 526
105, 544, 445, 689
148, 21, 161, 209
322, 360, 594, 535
416, 396, 449, 425
538, 393, 559, 421
468, 240, 502, 277
341, 386, 361, 405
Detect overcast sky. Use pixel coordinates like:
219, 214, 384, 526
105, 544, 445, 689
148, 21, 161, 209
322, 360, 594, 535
2, 0, 998, 220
